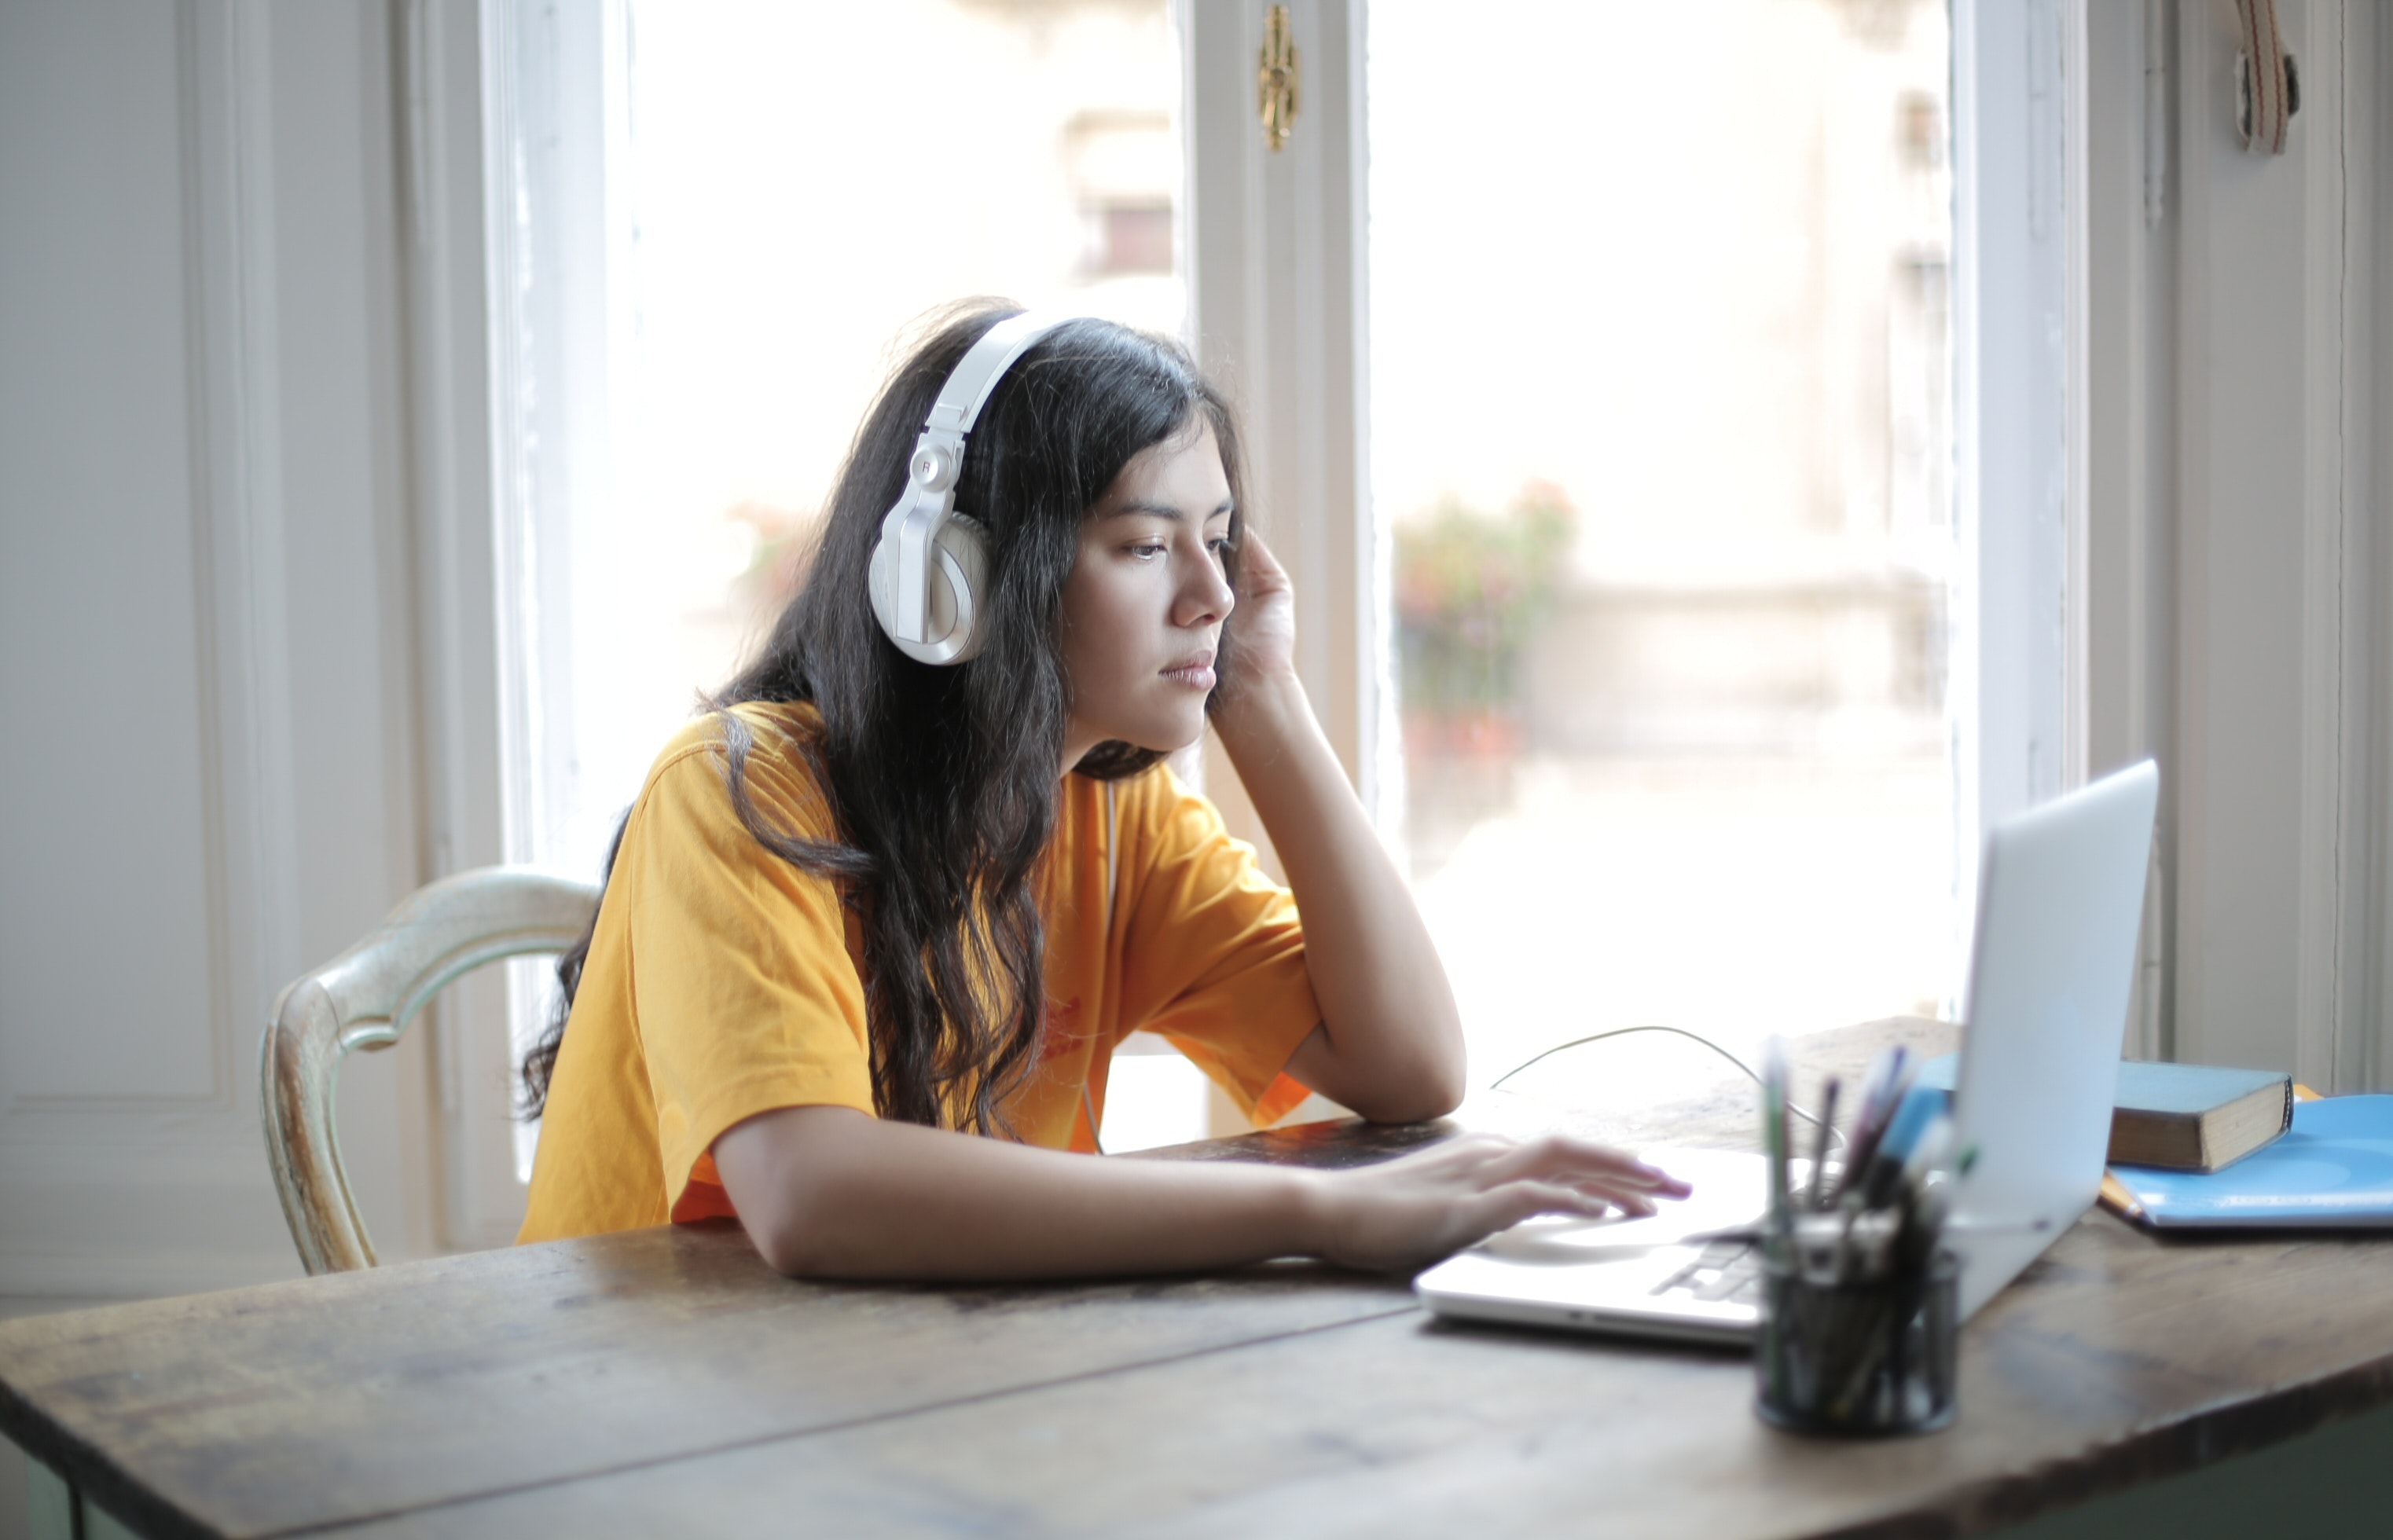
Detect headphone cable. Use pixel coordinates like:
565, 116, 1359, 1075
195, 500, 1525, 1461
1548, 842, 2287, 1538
1489, 1023, 1848, 1150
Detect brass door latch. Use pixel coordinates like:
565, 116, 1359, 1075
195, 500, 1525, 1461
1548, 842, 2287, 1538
1258, 5, 1298, 152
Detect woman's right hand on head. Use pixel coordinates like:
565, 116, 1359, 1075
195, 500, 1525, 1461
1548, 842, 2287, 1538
1301, 1134, 1692, 1274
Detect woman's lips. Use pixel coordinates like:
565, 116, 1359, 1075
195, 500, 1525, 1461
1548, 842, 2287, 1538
1161, 652, 1217, 690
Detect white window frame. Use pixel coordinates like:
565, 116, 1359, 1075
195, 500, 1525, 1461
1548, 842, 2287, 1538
1190, 1, 2070, 1016
1950, 0, 2087, 1020
411, 0, 2393, 1234
452, 0, 2090, 1202
1182, 1, 1390, 864
2082, 0, 2392, 1090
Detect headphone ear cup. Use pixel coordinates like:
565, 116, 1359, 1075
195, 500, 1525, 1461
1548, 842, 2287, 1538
868, 514, 989, 665
931, 515, 989, 662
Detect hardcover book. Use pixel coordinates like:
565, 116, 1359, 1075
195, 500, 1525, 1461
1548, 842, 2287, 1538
2107, 1062, 2292, 1172
1914, 1056, 2292, 1172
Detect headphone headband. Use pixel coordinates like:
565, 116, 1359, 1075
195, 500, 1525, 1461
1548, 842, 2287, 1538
927, 310, 1067, 438
878, 313, 1072, 651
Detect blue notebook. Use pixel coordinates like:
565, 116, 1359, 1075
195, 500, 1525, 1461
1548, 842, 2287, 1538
2112, 1096, 2393, 1229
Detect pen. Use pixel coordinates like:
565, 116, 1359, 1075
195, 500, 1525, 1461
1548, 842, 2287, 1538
1826, 1050, 1892, 1204
1833, 1046, 1914, 1204
1858, 1087, 1942, 1209
1805, 1076, 1841, 1211
1763, 1035, 1793, 1254
1892, 1115, 1954, 1268
1900, 1112, 1954, 1189
1759, 1034, 1794, 1414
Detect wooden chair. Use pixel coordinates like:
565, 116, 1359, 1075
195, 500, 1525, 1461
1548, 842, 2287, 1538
261, 867, 599, 1274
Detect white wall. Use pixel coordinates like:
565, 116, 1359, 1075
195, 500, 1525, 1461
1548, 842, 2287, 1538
0, 0, 485, 1296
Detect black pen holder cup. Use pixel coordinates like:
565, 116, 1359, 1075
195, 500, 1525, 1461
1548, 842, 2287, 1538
1754, 1248, 1958, 1436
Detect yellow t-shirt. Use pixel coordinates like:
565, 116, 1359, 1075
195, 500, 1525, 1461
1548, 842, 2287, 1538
518, 701, 1322, 1243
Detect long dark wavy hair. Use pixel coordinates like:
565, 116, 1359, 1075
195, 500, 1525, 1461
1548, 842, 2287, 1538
519, 303, 1247, 1136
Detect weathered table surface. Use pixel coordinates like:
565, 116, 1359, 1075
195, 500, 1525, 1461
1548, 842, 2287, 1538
7, 1018, 2393, 1540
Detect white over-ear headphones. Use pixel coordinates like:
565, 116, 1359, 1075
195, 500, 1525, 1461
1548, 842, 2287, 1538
868, 311, 1073, 665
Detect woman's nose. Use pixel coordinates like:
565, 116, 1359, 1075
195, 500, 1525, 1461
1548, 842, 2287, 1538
1175, 538, 1235, 626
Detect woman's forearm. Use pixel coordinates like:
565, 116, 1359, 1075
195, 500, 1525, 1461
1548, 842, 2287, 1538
713, 1104, 1689, 1282
716, 1105, 1317, 1280
1210, 669, 1466, 1121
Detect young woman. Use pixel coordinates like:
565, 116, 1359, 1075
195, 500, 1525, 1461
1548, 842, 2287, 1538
517, 305, 1686, 1279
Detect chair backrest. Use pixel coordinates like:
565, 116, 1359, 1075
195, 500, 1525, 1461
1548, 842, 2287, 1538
261, 867, 600, 1274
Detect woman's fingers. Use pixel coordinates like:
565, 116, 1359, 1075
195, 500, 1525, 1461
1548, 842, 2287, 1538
1370, 1132, 1694, 1211
1463, 1179, 1625, 1241
1237, 528, 1292, 593
1316, 1131, 1695, 1272
1473, 1134, 1693, 1199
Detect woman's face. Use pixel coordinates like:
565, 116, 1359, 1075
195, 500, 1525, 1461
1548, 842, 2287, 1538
1057, 419, 1237, 771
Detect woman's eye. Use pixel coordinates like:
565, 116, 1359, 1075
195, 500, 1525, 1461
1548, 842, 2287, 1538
1129, 541, 1167, 561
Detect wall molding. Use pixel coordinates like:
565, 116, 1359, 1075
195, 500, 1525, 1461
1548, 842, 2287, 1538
2291, 0, 2354, 1090
0, 3, 256, 1126
2090, 0, 2389, 1086
398, 0, 519, 1250
1, 0, 450, 1295
1182, 0, 1382, 854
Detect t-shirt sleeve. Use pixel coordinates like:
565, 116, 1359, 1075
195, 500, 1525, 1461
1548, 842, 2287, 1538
1114, 766, 1321, 1124
619, 738, 878, 1213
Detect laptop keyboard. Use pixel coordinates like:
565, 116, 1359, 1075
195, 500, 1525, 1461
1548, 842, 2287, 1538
1653, 1238, 1764, 1306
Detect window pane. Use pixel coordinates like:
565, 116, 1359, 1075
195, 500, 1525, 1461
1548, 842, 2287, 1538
1368, 0, 1956, 1104
519, 0, 1201, 1157
563, 0, 1184, 874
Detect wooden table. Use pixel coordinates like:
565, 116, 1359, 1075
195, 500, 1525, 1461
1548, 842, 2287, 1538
7, 1019, 2393, 1539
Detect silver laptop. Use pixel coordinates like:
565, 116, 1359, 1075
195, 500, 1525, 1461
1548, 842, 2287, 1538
1415, 761, 2160, 1345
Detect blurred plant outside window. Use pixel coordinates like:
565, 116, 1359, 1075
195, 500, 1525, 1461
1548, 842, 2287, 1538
513, 0, 1209, 1168
1394, 483, 1578, 776
1371, 0, 1958, 1123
